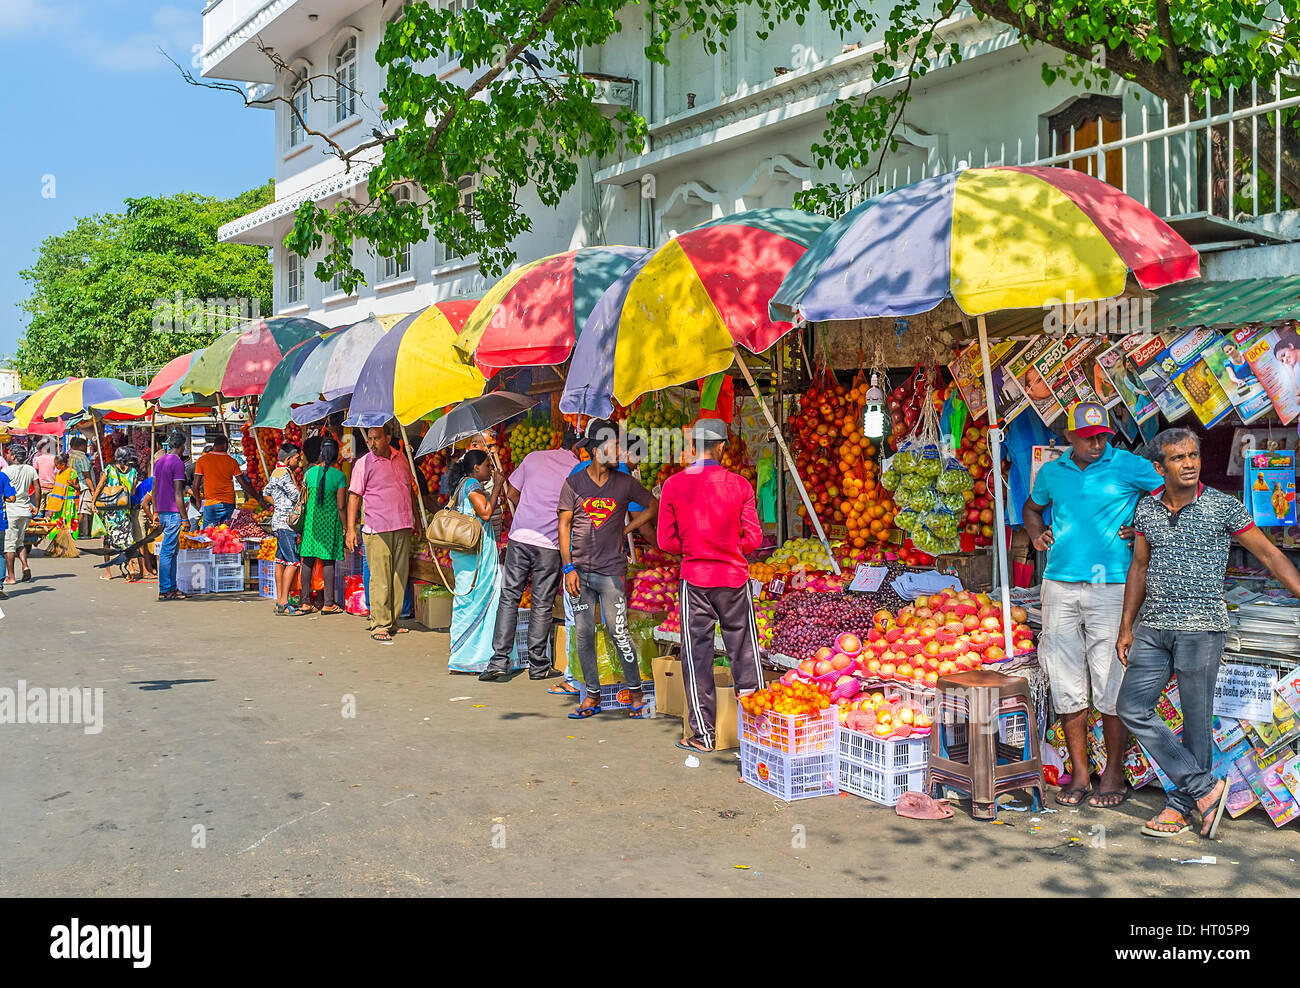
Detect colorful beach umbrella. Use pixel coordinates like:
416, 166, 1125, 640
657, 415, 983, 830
769, 165, 1200, 324
89, 397, 206, 421
300, 312, 408, 404
180, 316, 326, 398
456, 247, 646, 372
11, 377, 139, 432
561, 207, 831, 416
143, 351, 202, 402
252, 332, 338, 430
346, 300, 484, 428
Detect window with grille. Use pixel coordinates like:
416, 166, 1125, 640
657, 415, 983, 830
285, 251, 304, 305
383, 185, 414, 280
334, 35, 358, 123
441, 175, 475, 262
437, 0, 475, 68
288, 80, 309, 147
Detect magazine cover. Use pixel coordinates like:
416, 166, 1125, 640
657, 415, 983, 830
1237, 324, 1300, 425
1173, 354, 1236, 427
1244, 449, 1298, 527
1062, 337, 1115, 406
1202, 334, 1273, 424
1007, 337, 1063, 426
948, 339, 1020, 422
1128, 333, 1193, 422
1098, 338, 1159, 423
1029, 336, 1079, 418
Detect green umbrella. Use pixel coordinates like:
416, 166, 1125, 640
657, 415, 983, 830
252, 331, 339, 430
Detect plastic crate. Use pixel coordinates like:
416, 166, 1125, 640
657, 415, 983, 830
599, 681, 655, 710
511, 610, 554, 670
740, 740, 838, 801
837, 760, 927, 807
177, 561, 212, 595
342, 549, 364, 577
837, 726, 929, 774
213, 552, 241, 568
212, 563, 245, 594
257, 559, 277, 599
177, 548, 213, 568
739, 705, 836, 755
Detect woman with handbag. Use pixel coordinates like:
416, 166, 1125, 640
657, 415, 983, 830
443, 449, 505, 673
91, 446, 139, 581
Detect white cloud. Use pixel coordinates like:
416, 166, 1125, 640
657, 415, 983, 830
0, 0, 57, 36
82, 3, 199, 73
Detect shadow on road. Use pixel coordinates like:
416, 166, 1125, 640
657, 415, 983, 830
128, 679, 217, 691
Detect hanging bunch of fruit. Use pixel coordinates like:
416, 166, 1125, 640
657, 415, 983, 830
418, 448, 451, 508
509, 411, 561, 464
132, 429, 151, 470
884, 366, 928, 454
625, 394, 691, 487
788, 368, 899, 548
956, 418, 996, 548
717, 432, 757, 488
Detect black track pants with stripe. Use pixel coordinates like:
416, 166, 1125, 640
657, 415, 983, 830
679, 581, 763, 748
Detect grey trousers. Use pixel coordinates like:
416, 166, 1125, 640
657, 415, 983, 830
486, 540, 561, 675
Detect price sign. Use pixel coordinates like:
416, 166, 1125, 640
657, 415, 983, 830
769, 578, 786, 596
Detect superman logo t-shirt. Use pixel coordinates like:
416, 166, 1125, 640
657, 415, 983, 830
558, 467, 652, 576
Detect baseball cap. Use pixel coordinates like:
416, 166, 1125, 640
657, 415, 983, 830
1065, 400, 1114, 438
579, 417, 618, 452
692, 417, 729, 443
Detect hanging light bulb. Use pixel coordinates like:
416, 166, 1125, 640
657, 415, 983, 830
862, 372, 885, 439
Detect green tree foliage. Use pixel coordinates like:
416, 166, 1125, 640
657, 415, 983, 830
284, 0, 1299, 286
15, 183, 274, 382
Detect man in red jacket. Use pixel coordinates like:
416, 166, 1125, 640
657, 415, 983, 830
658, 418, 764, 752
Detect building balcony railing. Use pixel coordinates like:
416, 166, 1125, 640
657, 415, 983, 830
855, 75, 1300, 245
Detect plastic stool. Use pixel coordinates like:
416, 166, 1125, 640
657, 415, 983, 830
929, 669, 1045, 821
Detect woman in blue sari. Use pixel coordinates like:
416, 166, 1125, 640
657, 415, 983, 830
445, 450, 505, 673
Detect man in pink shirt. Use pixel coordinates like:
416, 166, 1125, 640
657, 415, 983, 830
346, 425, 421, 643
479, 427, 579, 682
658, 418, 764, 753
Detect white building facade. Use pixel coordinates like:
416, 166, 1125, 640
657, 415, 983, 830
201, 0, 1300, 325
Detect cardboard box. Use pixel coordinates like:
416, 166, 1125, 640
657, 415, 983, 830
654, 655, 684, 718
553, 626, 568, 673
682, 667, 739, 750
415, 588, 452, 630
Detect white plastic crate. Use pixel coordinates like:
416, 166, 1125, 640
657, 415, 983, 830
177, 548, 213, 568
213, 552, 241, 568
599, 681, 655, 710
257, 559, 276, 599
739, 705, 836, 755
837, 726, 929, 774
740, 740, 838, 801
837, 760, 927, 807
177, 561, 213, 595
212, 564, 245, 594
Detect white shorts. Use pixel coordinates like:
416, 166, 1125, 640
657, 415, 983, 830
1039, 579, 1127, 716
4, 516, 30, 554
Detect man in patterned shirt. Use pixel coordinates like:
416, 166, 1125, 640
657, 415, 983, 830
1117, 427, 1300, 840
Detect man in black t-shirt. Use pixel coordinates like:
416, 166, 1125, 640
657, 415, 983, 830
558, 419, 658, 719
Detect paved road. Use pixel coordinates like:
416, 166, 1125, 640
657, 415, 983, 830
3, 551, 1299, 897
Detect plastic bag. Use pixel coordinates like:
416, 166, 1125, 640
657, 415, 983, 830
935, 454, 975, 493
91, 513, 106, 538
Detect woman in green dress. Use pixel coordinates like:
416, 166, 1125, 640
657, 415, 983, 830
298, 436, 347, 614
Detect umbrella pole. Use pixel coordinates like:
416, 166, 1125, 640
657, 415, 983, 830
976, 314, 1015, 658
399, 423, 429, 533
732, 346, 840, 576
94, 416, 107, 481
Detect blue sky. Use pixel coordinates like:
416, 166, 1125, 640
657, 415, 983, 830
0, 0, 271, 367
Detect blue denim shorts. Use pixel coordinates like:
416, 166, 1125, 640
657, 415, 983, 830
276, 529, 301, 565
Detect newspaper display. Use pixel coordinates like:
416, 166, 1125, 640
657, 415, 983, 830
1006, 337, 1063, 426
1097, 338, 1159, 423
1236, 324, 1300, 425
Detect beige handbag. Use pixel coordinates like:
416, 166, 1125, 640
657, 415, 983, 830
425, 480, 485, 597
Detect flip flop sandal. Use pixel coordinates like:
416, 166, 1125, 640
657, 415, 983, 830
1088, 788, 1132, 809
1054, 786, 1093, 807
675, 739, 713, 753
371, 632, 394, 644
895, 792, 955, 821
1201, 783, 1230, 839
628, 701, 653, 719
320, 605, 344, 615
546, 684, 581, 696
1141, 817, 1191, 838
568, 705, 602, 719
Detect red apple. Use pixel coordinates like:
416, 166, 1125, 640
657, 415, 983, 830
814, 659, 834, 677
831, 652, 853, 672
814, 646, 834, 663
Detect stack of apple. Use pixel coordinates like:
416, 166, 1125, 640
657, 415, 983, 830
839, 690, 932, 738
858, 588, 1033, 687
628, 563, 680, 613
955, 419, 996, 548
754, 599, 776, 649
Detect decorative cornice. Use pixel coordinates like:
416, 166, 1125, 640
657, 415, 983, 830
219, 162, 373, 242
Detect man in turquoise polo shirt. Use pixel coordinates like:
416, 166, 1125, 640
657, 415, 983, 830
1023, 401, 1162, 809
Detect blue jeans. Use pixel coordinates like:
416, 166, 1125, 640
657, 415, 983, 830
201, 502, 235, 528
1117, 624, 1227, 818
572, 570, 640, 698
158, 512, 182, 595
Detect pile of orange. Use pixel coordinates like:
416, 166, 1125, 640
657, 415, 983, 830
739, 681, 831, 718
748, 561, 780, 583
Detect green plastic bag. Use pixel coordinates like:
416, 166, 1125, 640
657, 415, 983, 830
90, 513, 106, 538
